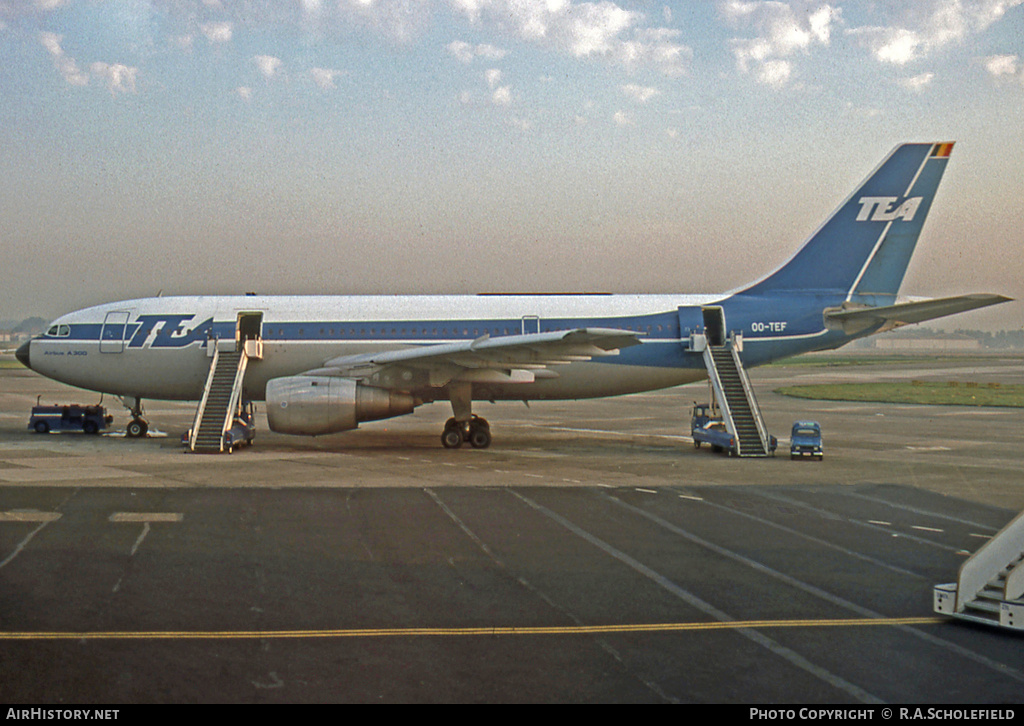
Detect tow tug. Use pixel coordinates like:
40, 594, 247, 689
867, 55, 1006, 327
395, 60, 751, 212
29, 398, 113, 435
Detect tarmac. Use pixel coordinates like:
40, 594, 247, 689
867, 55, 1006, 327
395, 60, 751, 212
1, 352, 1023, 703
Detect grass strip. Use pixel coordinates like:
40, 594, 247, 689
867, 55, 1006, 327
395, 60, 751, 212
775, 381, 1024, 408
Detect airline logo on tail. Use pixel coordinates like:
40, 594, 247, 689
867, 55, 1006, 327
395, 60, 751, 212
855, 196, 922, 222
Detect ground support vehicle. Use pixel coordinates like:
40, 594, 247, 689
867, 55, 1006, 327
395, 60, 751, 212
691, 404, 737, 455
693, 419, 737, 454
29, 403, 113, 434
181, 401, 256, 453
691, 403, 776, 456
790, 421, 823, 460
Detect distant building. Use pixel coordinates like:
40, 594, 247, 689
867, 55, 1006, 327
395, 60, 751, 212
870, 333, 982, 352
0, 330, 33, 346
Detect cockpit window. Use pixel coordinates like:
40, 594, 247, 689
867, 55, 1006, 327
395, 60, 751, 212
46, 324, 71, 338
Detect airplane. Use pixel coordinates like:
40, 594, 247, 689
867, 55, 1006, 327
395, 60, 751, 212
15, 142, 1010, 449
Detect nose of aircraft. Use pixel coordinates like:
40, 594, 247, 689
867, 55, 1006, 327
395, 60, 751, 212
15, 339, 31, 370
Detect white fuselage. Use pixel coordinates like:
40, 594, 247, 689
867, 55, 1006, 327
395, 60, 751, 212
27, 293, 735, 403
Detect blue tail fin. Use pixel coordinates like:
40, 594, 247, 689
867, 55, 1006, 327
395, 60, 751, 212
740, 142, 954, 302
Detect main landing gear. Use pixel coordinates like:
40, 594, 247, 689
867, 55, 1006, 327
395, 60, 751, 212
441, 382, 492, 449
441, 415, 491, 449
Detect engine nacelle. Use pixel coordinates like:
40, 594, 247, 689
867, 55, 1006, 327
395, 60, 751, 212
266, 376, 415, 436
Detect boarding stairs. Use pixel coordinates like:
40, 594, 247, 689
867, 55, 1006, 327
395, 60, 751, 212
189, 343, 252, 453
934, 509, 1024, 630
696, 334, 772, 458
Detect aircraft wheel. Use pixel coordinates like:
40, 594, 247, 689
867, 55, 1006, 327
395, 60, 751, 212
441, 426, 463, 449
126, 419, 148, 438
468, 424, 491, 449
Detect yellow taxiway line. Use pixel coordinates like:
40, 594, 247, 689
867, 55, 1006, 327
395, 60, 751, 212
0, 617, 945, 640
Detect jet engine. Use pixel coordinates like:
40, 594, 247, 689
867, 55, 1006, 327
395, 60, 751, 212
266, 376, 415, 436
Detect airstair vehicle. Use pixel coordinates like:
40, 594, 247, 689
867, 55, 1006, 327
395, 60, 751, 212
187, 313, 263, 453
934, 508, 1024, 631
689, 306, 773, 457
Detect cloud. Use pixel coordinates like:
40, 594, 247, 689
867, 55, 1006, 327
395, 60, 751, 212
40, 32, 139, 93
613, 110, 632, 126
757, 58, 792, 87
898, 71, 935, 92
254, 54, 283, 79
300, 0, 433, 44
90, 62, 139, 95
984, 53, 1019, 76
563, 2, 634, 56
200, 21, 233, 44
310, 67, 344, 88
721, 1, 841, 86
616, 27, 692, 76
446, 40, 507, 63
484, 67, 512, 104
171, 34, 195, 52
3, 0, 70, 23
621, 83, 660, 102
847, 26, 922, 65
39, 32, 89, 86
449, 0, 690, 75
492, 85, 512, 105
844, 101, 882, 119
983, 53, 1023, 82
848, 0, 1024, 65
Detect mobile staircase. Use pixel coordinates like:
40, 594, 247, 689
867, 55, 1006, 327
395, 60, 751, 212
188, 338, 261, 453
690, 318, 773, 457
934, 508, 1024, 631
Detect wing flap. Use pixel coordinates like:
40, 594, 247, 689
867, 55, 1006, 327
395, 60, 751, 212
824, 294, 1011, 335
303, 328, 644, 387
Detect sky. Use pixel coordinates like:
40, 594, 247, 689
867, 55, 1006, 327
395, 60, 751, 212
1, 0, 1022, 330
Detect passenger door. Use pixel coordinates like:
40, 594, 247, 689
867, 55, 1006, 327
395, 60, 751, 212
99, 311, 131, 353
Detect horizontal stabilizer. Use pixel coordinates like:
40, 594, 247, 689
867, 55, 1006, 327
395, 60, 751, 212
824, 294, 1012, 335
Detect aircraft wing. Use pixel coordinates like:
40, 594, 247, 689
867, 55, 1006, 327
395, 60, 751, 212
302, 328, 644, 388
824, 294, 1012, 335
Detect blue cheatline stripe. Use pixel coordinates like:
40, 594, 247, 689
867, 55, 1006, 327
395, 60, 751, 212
65, 312, 684, 344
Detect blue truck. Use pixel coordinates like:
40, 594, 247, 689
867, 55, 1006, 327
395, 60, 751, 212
691, 404, 778, 456
790, 421, 823, 460
691, 404, 738, 455
29, 402, 113, 434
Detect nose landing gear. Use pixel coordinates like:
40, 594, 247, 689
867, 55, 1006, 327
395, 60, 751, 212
122, 397, 149, 438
